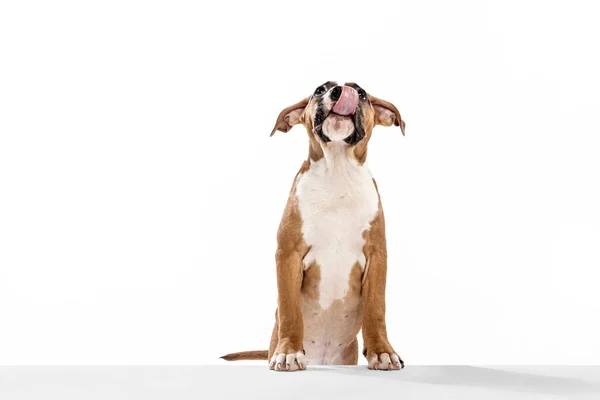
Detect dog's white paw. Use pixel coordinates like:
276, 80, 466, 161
367, 352, 404, 370
269, 351, 307, 371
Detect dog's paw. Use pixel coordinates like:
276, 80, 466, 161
363, 347, 404, 371
270, 338, 307, 371
269, 351, 307, 371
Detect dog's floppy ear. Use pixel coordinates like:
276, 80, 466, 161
370, 95, 406, 136
270, 97, 310, 136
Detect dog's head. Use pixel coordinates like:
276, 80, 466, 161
270, 81, 404, 160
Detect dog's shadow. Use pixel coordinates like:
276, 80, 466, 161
309, 365, 600, 396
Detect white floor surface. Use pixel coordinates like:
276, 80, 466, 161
1, 366, 599, 399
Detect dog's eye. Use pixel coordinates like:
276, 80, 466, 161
358, 89, 367, 100
314, 86, 326, 96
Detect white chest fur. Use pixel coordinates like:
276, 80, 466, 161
296, 144, 379, 310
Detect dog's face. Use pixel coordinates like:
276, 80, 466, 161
270, 81, 405, 159
307, 81, 369, 145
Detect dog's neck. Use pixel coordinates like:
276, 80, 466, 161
322, 141, 354, 166
307, 132, 369, 167
308, 141, 367, 175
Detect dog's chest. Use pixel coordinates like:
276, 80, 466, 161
296, 156, 379, 310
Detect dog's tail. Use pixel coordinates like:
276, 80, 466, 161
220, 350, 269, 361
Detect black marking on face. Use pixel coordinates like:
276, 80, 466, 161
312, 81, 337, 99
330, 86, 342, 101
344, 105, 366, 145
345, 82, 369, 103
314, 86, 326, 97
314, 99, 327, 127
314, 125, 331, 143
313, 98, 331, 142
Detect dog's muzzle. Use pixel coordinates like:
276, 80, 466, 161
313, 86, 365, 145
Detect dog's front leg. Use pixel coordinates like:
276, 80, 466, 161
269, 248, 307, 371
361, 210, 404, 371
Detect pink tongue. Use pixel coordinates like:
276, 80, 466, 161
332, 86, 358, 116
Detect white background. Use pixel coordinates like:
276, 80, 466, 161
1, 0, 599, 366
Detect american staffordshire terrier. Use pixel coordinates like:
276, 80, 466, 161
221, 81, 406, 371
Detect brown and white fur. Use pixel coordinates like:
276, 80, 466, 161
221, 81, 406, 371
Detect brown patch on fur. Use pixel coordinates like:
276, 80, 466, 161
301, 99, 325, 162
360, 180, 398, 361
353, 101, 376, 165
268, 162, 311, 359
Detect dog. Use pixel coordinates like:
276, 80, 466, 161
221, 81, 406, 371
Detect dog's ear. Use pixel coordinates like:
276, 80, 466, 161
270, 97, 310, 136
370, 95, 406, 136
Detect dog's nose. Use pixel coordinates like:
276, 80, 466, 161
330, 86, 342, 101
331, 86, 359, 116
